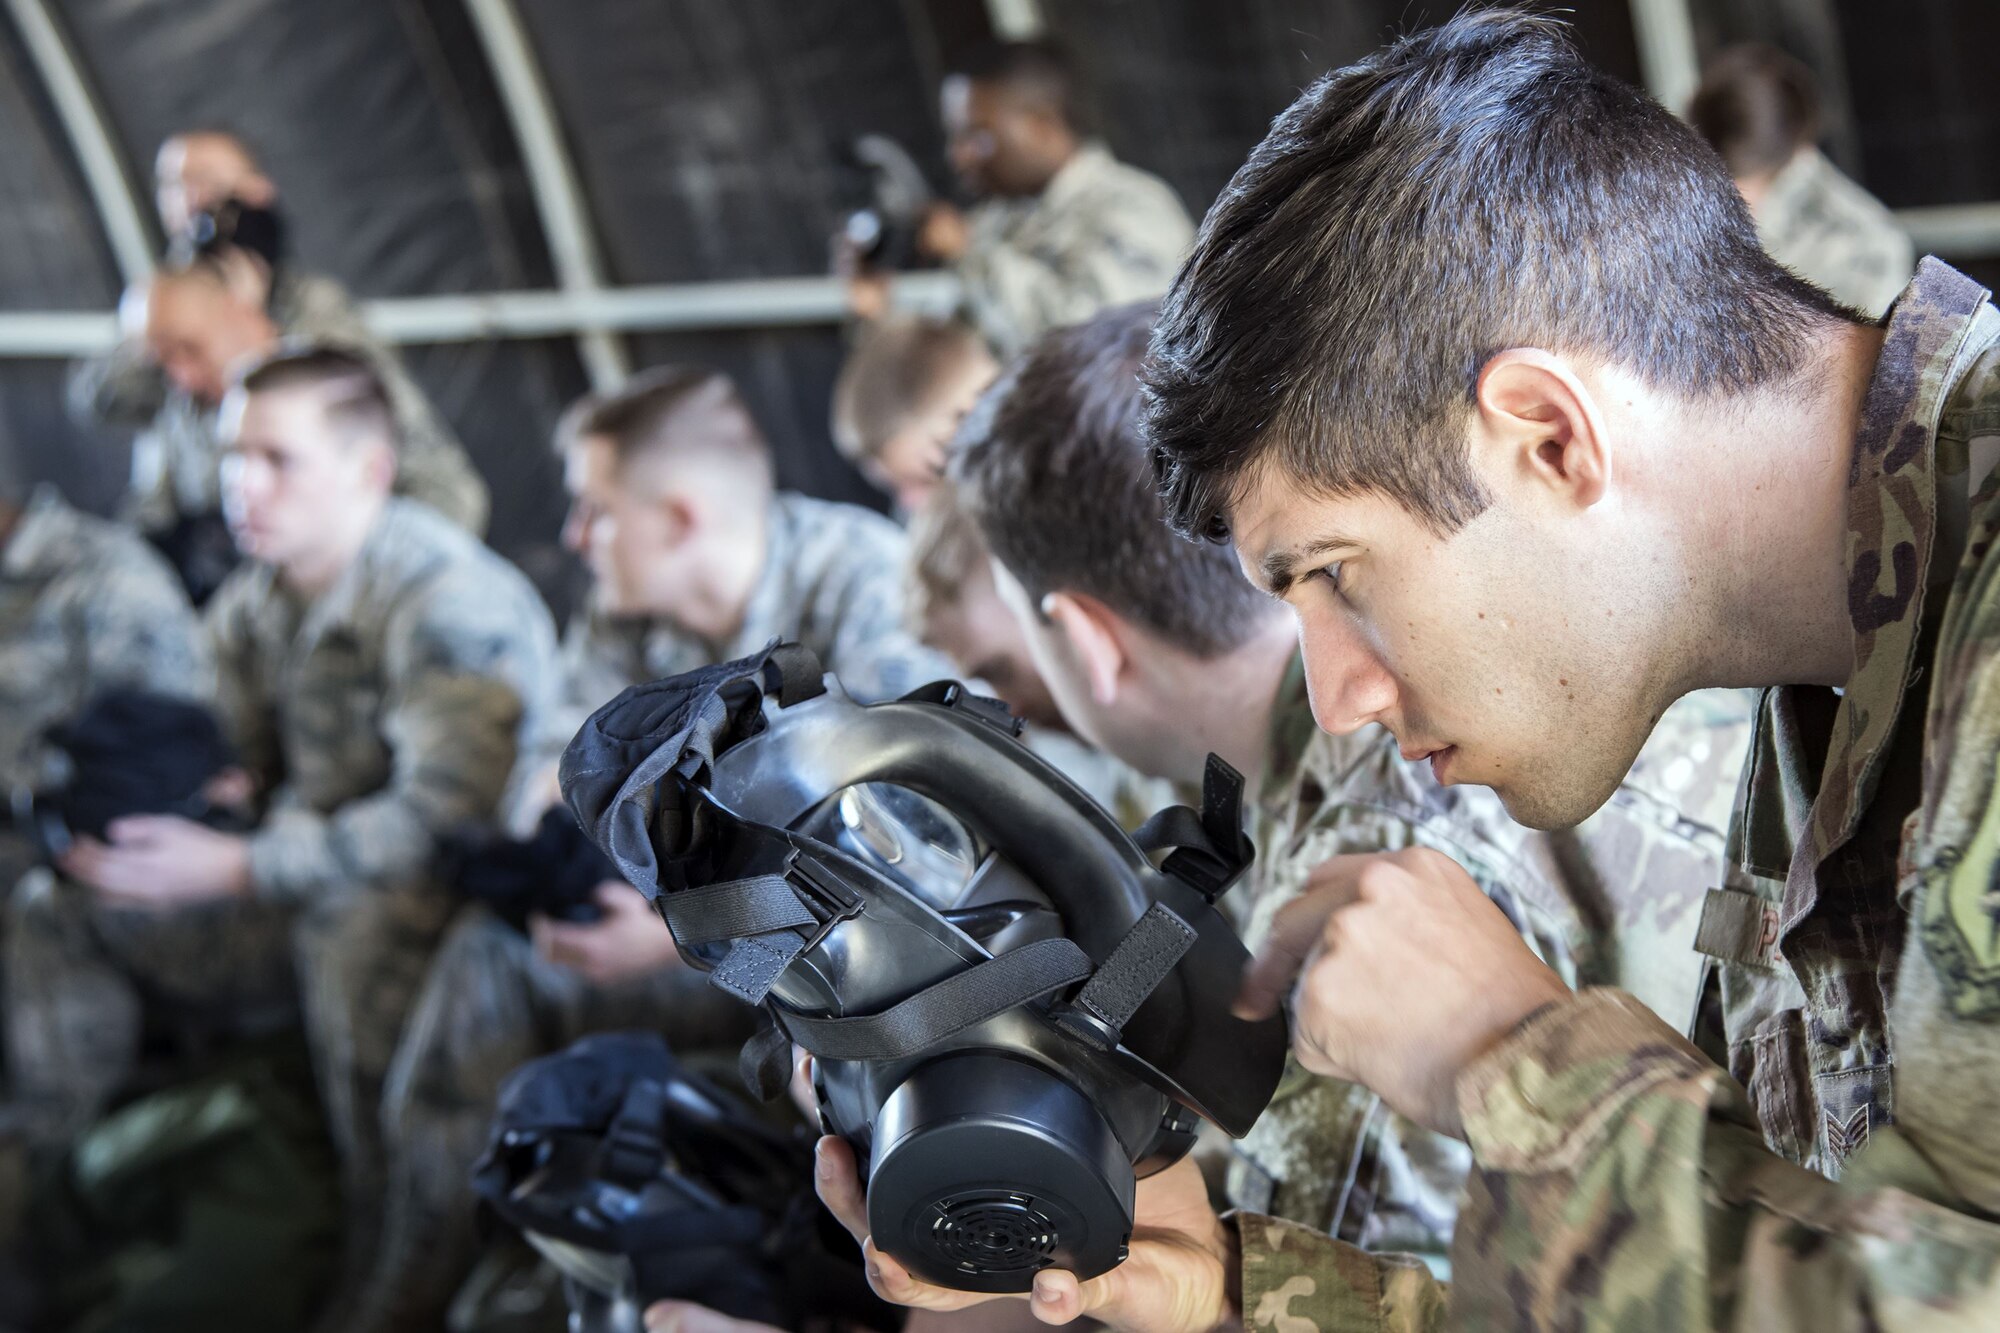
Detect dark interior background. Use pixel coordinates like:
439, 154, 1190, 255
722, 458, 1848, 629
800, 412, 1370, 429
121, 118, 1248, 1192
2, 0, 1995, 611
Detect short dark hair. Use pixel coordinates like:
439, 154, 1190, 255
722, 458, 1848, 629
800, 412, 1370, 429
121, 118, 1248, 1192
576, 365, 767, 474
831, 316, 992, 463
952, 40, 1081, 129
951, 303, 1274, 658
1687, 45, 1821, 180
903, 480, 988, 628
1146, 10, 1847, 543
236, 344, 396, 448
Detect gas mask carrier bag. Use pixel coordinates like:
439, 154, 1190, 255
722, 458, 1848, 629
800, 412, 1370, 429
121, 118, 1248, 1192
560, 641, 1287, 1293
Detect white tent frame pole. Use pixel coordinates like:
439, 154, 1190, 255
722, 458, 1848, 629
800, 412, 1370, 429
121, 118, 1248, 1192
4, 0, 154, 284
461, 0, 628, 389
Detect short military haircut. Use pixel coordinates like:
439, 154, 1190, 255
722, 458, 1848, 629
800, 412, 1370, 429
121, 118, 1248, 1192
576, 365, 768, 478
903, 481, 989, 628
831, 316, 992, 463
951, 302, 1274, 659
1687, 45, 1822, 180
549, 389, 602, 458
954, 39, 1080, 128
236, 344, 397, 448
1146, 10, 1848, 544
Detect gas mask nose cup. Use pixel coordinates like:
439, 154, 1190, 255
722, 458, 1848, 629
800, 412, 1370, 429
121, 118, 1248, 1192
560, 642, 1288, 1294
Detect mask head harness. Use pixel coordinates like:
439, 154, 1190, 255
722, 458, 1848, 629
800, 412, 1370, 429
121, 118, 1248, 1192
561, 642, 1287, 1293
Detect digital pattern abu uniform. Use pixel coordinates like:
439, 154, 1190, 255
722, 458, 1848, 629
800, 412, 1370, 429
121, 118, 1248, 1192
956, 142, 1195, 359
70, 268, 489, 537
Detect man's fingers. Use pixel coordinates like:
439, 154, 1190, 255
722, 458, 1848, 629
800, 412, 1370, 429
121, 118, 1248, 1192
1029, 1269, 1085, 1325
860, 1237, 1001, 1314
104, 815, 169, 847
1232, 855, 1377, 1019
814, 1136, 869, 1241
641, 1300, 783, 1333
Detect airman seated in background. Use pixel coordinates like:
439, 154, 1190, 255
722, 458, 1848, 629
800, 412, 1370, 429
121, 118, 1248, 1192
0, 471, 211, 940
361, 368, 960, 1333
831, 315, 998, 515
18, 347, 552, 1300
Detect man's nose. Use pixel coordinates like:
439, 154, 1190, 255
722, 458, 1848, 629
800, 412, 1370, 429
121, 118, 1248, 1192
1299, 614, 1397, 736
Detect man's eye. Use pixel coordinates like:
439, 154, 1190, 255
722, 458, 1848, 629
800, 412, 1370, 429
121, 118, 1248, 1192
1312, 563, 1345, 594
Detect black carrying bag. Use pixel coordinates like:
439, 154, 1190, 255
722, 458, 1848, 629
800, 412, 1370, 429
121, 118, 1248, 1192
472, 1031, 889, 1331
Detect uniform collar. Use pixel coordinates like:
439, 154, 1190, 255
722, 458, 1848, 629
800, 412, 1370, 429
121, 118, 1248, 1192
1756, 148, 1832, 242
1039, 141, 1114, 212
637, 494, 792, 666
273, 496, 409, 638
1788, 258, 1992, 923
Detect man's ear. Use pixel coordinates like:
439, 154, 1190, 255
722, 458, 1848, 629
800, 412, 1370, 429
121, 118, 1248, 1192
1042, 591, 1129, 706
1471, 350, 1610, 511
659, 491, 699, 546
361, 439, 397, 495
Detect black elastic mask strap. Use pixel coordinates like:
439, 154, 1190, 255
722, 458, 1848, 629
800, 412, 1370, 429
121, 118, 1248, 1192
1133, 754, 1253, 900
773, 937, 1093, 1061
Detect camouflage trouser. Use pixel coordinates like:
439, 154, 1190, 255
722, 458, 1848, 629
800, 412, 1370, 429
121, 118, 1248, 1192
353, 906, 755, 1333
5, 867, 450, 1192
3, 868, 299, 1150
291, 882, 456, 1233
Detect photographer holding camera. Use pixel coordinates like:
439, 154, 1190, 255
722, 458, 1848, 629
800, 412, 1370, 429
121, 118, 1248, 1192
68, 131, 489, 600
844, 42, 1194, 359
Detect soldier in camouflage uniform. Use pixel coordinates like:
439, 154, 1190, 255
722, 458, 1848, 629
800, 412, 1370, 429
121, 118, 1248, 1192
22, 348, 552, 1281
359, 367, 957, 1332
1230, 674, 1751, 1269
1688, 46, 1913, 319
0, 482, 213, 1033
849, 42, 1193, 359
926, 304, 1751, 1277
0, 483, 211, 794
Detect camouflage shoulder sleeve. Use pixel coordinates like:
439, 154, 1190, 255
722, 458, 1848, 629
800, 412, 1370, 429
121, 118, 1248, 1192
1446, 988, 2000, 1327
1234, 1212, 1448, 1332
202, 570, 282, 790
73, 530, 212, 704
956, 168, 1193, 349
67, 336, 168, 427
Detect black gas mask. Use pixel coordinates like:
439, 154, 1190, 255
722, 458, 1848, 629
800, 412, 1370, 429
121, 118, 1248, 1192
561, 642, 1287, 1293
12, 690, 243, 862
473, 1032, 886, 1332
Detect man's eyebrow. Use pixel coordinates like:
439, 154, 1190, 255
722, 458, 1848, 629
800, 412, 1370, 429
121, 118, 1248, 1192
1260, 534, 1355, 597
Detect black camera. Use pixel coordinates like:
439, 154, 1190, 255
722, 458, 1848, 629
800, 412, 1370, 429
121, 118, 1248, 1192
837, 134, 933, 271
172, 197, 287, 273
561, 643, 1287, 1293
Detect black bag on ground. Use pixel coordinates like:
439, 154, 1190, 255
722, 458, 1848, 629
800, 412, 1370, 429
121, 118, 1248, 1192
472, 1030, 888, 1332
